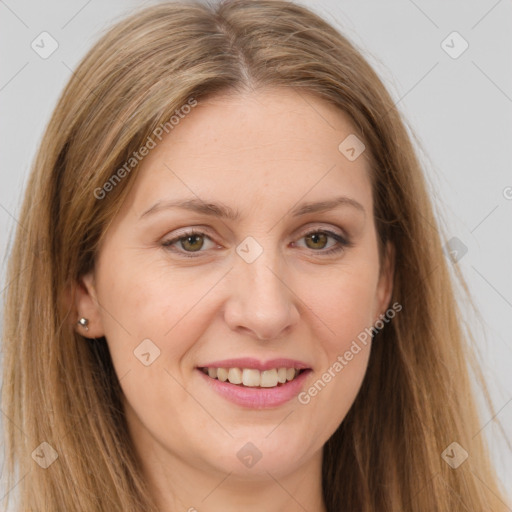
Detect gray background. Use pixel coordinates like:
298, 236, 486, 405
1, 0, 511, 508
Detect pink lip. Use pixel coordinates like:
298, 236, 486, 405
196, 367, 312, 409
198, 357, 310, 371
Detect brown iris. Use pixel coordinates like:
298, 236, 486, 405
180, 234, 204, 252
304, 232, 328, 250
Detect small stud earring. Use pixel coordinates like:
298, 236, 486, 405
77, 317, 89, 331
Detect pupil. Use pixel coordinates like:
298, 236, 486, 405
183, 235, 203, 251
307, 233, 326, 249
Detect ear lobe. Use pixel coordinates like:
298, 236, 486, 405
375, 241, 395, 320
72, 271, 105, 338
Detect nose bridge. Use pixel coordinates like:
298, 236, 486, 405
224, 235, 299, 340
244, 248, 282, 303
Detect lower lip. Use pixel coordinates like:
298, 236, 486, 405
197, 368, 312, 409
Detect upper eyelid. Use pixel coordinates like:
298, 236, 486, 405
162, 225, 349, 253
163, 224, 348, 243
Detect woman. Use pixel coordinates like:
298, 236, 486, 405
1, 1, 509, 510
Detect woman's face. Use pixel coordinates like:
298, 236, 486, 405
77, 88, 393, 489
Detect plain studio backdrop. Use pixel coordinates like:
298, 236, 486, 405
0, 0, 511, 508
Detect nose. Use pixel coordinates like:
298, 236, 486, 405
223, 245, 300, 341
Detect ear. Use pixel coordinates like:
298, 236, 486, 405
71, 271, 106, 339
373, 241, 395, 322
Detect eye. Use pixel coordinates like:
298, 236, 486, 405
161, 229, 216, 257
161, 227, 352, 258
293, 229, 351, 256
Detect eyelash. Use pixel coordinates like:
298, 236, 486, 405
161, 228, 352, 259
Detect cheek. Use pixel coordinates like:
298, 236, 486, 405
294, 253, 379, 412
296, 267, 377, 436
93, 257, 218, 436
94, 253, 220, 370
304, 261, 380, 350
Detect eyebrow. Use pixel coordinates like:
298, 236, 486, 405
139, 195, 365, 221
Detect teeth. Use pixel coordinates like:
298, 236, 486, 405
277, 367, 287, 384
217, 368, 228, 382
202, 366, 302, 387
227, 367, 242, 384
260, 369, 278, 387
242, 369, 260, 387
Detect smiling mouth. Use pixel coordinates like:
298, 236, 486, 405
199, 367, 308, 388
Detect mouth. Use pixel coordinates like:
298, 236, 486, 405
198, 366, 308, 388
196, 358, 313, 408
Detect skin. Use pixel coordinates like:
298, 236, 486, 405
75, 88, 394, 512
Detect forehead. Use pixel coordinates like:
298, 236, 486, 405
122, 88, 373, 221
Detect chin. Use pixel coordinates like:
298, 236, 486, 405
197, 431, 317, 479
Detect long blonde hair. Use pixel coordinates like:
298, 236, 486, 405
2, 1, 509, 510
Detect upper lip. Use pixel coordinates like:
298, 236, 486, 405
197, 357, 311, 371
